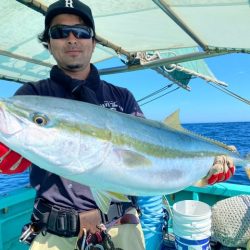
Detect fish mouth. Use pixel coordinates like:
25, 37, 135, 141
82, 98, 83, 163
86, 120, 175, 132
0, 101, 23, 137
0, 102, 10, 136
0, 99, 4, 109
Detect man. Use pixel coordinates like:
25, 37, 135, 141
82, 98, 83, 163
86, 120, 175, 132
0, 0, 235, 249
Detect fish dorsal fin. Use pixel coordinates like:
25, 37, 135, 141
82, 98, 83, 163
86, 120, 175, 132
91, 188, 130, 214
164, 110, 237, 153
163, 109, 185, 132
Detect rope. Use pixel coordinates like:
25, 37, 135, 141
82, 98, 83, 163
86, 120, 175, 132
138, 87, 180, 106
137, 196, 167, 250
16, 0, 47, 14
137, 83, 174, 103
207, 82, 250, 105
165, 63, 228, 87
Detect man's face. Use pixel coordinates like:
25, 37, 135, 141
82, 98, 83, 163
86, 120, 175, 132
48, 14, 95, 73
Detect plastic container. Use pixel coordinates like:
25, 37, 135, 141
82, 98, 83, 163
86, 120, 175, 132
172, 200, 211, 250
137, 196, 165, 250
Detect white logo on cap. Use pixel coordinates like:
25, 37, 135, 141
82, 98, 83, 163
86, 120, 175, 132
65, 0, 73, 8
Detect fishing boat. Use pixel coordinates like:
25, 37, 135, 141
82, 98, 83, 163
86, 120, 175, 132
0, 181, 249, 250
0, 1, 249, 250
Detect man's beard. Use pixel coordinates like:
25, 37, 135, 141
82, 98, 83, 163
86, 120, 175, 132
66, 64, 83, 70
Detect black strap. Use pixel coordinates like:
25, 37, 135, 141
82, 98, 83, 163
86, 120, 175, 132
31, 199, 127, 237
32, 199, 79, 237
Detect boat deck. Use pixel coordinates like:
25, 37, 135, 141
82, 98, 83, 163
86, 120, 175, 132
1, 182, 250, 250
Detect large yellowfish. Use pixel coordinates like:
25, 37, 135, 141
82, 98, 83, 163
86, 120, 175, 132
0, 96, 242, 213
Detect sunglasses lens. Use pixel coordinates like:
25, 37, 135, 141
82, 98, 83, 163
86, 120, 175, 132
49, 26, 68, 39
73, 28, 92, 39
49, 26, 93, 39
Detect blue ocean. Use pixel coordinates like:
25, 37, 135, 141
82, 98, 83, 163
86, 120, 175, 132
0, 121, 249, 196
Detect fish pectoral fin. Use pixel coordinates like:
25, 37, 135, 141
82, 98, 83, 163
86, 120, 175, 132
91, 188, 130, 214
115, 148, 152, 167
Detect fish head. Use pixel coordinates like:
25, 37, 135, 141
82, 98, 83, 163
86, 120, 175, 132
0, 96, 59, 148
0, 96, 110, 174
0, 97, 44, 142
0, 96, 81, 171
0, 98, 25, 137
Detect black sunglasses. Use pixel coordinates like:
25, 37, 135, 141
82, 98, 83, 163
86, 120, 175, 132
49, 25, 94, 39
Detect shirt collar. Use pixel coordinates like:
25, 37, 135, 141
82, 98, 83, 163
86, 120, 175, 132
50, 64, 101, 93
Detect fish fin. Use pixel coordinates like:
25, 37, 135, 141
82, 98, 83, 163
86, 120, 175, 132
244, 152, 250, 179
164, 110, 237, 152
115, 148, 152, 168
91, 189, 111, 214
245, 167, 250, 180
91, 188, 130, 214
107, 191, 131, 202
193, 178, 208, 187
163, 109, 185, 132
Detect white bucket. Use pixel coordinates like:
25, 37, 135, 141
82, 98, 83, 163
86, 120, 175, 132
172, 200, 211, 250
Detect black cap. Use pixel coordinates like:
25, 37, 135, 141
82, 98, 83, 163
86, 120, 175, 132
45, 0, 95, 32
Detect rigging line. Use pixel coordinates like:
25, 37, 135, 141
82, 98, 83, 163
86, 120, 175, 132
207, 82, 250, 105
137, 83, 174, 103
140, 87, 180, 106
166, 64, 228, 87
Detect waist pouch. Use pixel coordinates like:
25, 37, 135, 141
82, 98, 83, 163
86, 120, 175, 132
31, 199, 125, 237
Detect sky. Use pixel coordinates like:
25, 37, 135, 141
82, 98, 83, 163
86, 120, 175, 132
0, 53, 249, 124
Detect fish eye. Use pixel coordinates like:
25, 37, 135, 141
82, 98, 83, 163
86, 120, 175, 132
32, 113, 48, 126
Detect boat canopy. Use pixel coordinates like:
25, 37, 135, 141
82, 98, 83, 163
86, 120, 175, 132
1, 0, 250, 84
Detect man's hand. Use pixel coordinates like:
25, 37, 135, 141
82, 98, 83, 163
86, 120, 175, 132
205, 155, 235, 185
0, 142, 31, 174
195, 155, 235, 187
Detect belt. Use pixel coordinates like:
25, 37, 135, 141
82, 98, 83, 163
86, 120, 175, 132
32, 199, 126, 237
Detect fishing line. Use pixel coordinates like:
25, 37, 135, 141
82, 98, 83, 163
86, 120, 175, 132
139, 87, 180, 106
137, 83, 174, 103
207, 82, 250, 105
